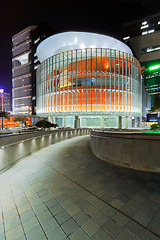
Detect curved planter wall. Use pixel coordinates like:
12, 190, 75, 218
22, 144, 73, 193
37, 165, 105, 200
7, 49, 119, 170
90, 131, 160, 172
0, 129, 90, 173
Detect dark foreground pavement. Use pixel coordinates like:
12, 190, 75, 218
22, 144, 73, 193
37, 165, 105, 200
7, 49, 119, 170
0, 135, 160, 240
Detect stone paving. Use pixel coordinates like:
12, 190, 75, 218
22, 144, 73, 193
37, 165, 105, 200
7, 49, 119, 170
0, 135, 160, 239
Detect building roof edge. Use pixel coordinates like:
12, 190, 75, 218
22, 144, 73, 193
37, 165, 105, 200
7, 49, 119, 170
12, 25, 37, 39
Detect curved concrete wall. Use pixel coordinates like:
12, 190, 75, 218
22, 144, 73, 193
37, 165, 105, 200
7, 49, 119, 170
90, 131, 160, 172
0, 129, 90, 172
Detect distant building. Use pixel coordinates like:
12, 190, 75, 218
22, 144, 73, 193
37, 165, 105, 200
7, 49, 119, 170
0, 89, 10, 112
123, 12, 160, 111
12, 24, 54, 115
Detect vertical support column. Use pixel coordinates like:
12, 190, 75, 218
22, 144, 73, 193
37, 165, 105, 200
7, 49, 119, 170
31, 117, 34, 125
100, 48, 102, 112
48, 116, 54, 123
86, 49, 88, 112
67, 51, 69, 112
52, 117, 56, 124
109, 49, 112, 111
49, 58, 51, 113
118, 51, 120, 112
125, 54, 128, 112
55, 56, 57, 112
48, 116, 51, 123
74, 116, 80, 129
81, 49, 82, 112
63, 117, 66, 127
96, 48, 97, 111
140, 73, 143, 128
118, 116, 122, 129
59, 53, 61, 112
122, 52, 124, 112
128, 55, 131, 112
44, 61, 46, 113
114, 50, 116, 112
125, 116, 128, 129
71, 50, 73, 112
101, 116, 104, 128
131, 56, 134, 113
76, 49, 78, 112
132, 117, 135, 128
52, 56, 54, 113
137, 117, 140, 128
105, 49, 107, 111
91, 48, 93, 112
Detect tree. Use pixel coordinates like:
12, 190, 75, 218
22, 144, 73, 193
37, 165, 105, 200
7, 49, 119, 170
35, 120, 57, 129
50, 123, 58, 128
0, 111, 8, 130
151, 105, 160, 112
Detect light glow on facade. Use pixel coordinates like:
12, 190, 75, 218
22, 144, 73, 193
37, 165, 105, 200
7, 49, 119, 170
36, 32, 142, 128
149, 64, 160, 71
141, 24, 149, 29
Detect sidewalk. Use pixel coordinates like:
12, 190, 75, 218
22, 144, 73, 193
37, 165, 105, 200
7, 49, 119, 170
0, 135, 159, 240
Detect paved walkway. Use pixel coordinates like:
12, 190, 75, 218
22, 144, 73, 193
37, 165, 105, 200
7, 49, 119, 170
0, 135, 160, 240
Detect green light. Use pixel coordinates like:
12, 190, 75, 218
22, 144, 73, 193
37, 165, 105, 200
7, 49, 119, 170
149, 64, 160, 71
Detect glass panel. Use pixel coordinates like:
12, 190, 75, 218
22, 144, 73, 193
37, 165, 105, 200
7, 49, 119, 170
36, 49, 141, 118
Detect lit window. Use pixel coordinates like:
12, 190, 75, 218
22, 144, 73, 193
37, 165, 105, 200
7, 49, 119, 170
147, 47, 160, 53
142, 21, 147, 25
148, 29, 155, 33
142, 29, 155, 35
142, 31, 148, 35
141, 24, 149, 29
123, 36, 130, 40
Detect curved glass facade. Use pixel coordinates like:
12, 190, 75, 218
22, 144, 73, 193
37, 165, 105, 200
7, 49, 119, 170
37, 47, 141, 113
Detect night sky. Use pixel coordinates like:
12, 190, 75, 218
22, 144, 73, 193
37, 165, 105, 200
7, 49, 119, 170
0, 0, 160, 99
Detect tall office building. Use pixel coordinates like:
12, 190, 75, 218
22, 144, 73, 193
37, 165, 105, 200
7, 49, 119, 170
12, 24, 54, 115
123, 12, 160, 111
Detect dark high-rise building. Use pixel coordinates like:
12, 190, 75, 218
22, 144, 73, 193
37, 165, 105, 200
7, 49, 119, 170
12, 24, 54, 115
123, 12, 160, 111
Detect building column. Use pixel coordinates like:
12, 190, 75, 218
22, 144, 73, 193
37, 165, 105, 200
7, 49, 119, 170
134, 117, 138, 128
63, 117, 66, 127
100, 116, 104, 128
139, 115, 142, 128
74, 116, 80, 128
31, 117, 34, 125
125, 116, 128, 129
132, 117, 135, 128
137, 117, 140, 128
48, 116, 55, 124
118, 116, 122, 129
48, 117, 51, 123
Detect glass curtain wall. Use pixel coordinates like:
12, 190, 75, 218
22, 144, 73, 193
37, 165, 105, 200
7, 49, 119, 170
36, 48, 141, 115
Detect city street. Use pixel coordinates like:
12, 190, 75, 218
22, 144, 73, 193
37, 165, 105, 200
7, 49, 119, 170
0, 135, 160, 240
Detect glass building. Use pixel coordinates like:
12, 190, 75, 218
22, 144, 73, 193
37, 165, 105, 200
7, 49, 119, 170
123, 13, 160, 112
36, 32, 142, 128
12, 24, 54, 115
